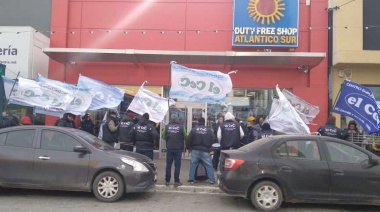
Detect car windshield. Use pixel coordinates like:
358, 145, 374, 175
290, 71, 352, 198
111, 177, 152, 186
73, 131, 114, 151
239, 137, 274, 151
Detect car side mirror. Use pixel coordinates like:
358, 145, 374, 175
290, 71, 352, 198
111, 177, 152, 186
369, 156, 378, 166
73, 146, 89, 153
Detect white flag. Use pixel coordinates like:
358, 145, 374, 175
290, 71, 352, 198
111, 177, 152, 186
98, 111, 108, 140
128, 86, 175, 123
267, 85, 310, 135
10, 77, 74, 110
169, 63, 233, 102
282, 89, 320, 124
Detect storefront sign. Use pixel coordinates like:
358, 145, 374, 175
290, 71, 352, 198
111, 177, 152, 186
170, 63, 233, 102
232, 0, 299, 47
333, 80, 380, 134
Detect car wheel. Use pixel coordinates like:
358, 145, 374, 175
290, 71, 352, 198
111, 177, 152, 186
250, 181, 283, 211
92, 171, 125, 202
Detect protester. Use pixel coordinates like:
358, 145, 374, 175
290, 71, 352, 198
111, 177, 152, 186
101, 110, 119, 147
6, 110, 20, 126
258, 123, 274, 139
162, 114, 187, 187
55, 113, 75, 128
186, 117, 215, 185
21, 115, 33, 125
341, 120, 362, 145
242, 116, 255, 144
79, 113, 95, 135
317, 115, 342, 139
252, 116, 264, 140
212, 115, 223, 171
128, 113, 159, 160
217, 112, 244, 150
0, 111, 12, 128
118, 112, 135, 152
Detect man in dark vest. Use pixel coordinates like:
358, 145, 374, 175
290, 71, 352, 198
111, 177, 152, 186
102, 110, 119, 147
129, 113, 159, 160
55, 113, 75, 128
318, 115, 342, 139
162, 114, 187, 187
217, 112, 244, 150
118, 112, 135, 151
186, 117, 215, 185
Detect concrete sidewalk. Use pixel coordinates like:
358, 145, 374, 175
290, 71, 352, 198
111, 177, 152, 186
150, 157, 225, 195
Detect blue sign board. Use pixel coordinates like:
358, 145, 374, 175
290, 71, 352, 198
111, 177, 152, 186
232, 0, 299, 47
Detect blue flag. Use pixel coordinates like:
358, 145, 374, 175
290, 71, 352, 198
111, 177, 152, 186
333, 80, 380, 134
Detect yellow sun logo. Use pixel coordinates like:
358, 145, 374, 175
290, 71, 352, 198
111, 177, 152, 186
247, 0, 286, 25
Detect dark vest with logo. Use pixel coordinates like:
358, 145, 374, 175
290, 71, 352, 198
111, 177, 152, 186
220, 120, 240, 149
118, 120, 134, 142
165, 122, 185, 150
190, 125, 213, 153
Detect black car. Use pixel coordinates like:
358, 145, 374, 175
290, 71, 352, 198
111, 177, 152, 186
0, 126, 157, 202
217, 135, 380, 211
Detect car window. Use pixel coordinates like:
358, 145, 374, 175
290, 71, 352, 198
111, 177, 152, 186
40, 130, 81, 152
0, 133, 7, 145
5, 130, 35, 148
73, 131, 113, 151
326, 141, 369, 164
275, 140, 320, 161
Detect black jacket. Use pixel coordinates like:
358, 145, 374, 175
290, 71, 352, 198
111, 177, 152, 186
186, 124, 214, 153
129, 117, 159, 150
80, 119, 94, 135
164, 121, 186, 150
318, 121, 342, 139
219, 120, 241, 149
118, 117, 135, 142
55, 117, 74, 128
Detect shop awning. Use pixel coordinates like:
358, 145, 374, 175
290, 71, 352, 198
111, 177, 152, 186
43, 48, 325, 69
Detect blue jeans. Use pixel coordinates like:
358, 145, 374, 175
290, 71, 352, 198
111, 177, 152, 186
165, 149, 182, 183
136, 149, 153, 160
188, 150, 215, 182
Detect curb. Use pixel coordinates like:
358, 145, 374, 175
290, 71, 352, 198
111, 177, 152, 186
150, 184, 227, 195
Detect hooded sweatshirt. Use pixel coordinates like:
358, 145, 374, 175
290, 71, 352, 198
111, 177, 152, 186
217, 112, 244, 149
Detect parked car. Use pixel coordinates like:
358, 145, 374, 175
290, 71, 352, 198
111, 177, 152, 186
0, 126, 157, 202
217, 135, 380, 211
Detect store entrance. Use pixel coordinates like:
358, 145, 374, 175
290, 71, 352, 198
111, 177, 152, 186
160, 101, 207, 158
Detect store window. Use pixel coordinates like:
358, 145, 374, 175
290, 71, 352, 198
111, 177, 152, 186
207, 88, 278, 126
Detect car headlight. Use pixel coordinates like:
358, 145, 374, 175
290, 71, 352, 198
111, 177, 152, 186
121, 157, 149, 172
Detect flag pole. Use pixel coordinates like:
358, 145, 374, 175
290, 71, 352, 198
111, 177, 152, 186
331, 82, 343, 112
4, 72, 20, 112
168, 61, 175, 111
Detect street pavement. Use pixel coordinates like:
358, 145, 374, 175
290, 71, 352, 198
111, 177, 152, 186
152, 156, 224, 195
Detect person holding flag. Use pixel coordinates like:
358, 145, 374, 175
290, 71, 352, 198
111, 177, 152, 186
101, 110, 119, 147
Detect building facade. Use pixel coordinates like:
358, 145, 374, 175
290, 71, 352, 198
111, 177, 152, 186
331, 0, 380, 130
44, 0, 328, 140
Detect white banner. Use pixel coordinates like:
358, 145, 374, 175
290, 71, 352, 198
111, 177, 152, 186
36, 75, 93, 115
282, 89, 320, 124
77, 75, 124, 110
9, 77, 74, 110
169, 63, 233, 102
267, 85, 310, 135
128, 86, 175, 123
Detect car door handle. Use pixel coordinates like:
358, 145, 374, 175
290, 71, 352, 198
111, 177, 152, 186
280, 166, 292, 173
38, 156, 51, 160
333, 169, 344, 176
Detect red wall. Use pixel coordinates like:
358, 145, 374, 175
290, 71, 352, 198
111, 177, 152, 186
48, 0, 329, 131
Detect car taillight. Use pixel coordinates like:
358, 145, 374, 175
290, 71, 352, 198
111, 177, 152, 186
224, 158, 245, 171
